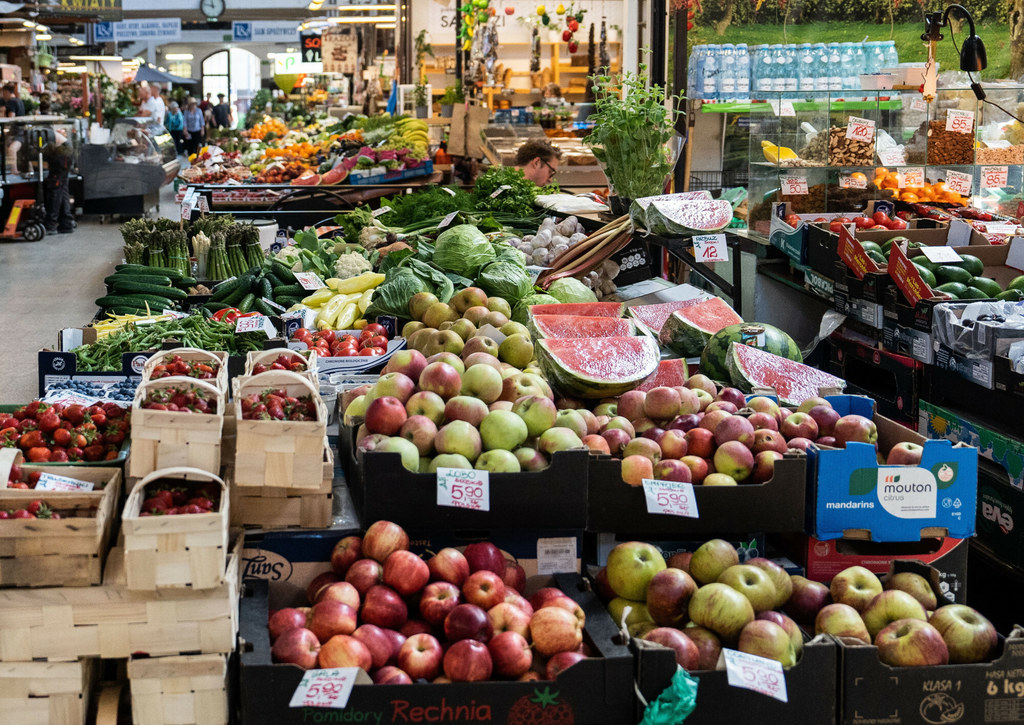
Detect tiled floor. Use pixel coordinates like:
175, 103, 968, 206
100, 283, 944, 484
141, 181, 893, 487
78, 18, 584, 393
0, 184, 178, 403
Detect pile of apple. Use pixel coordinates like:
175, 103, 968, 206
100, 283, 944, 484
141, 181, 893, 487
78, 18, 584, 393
603, 378, 922, 487
269, 521, 593, 683
596, 538, 997, 671
344, 347, 595, 474
401, 287, 537, 370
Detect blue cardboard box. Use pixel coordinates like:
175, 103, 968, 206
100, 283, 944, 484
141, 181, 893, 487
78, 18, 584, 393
807, 395, 977, 542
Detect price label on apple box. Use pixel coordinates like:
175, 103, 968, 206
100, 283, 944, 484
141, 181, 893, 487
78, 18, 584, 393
294, 272, 326, 291
692, 234, 728, 264
946, 108, 975, 134
898, 168, 924, 189
981, 166, 1009, 189
723, 649, 788, 703
642, 479, 699, 518
846, 117, 875, 143
289, 667, 358, 709
437, 468, 490, 511
946, 170, 972, 196
780, 176, 808, 195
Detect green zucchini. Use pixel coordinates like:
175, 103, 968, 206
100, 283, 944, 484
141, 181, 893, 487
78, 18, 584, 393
271, 260, 297, 283
104, 273, 173, 287
112, 280, 188, 300
238, 294, 256, 313
273, 284, 305, 298
95, 294, 175, 310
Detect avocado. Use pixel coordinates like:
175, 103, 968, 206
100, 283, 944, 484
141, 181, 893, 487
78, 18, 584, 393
969, 276, 1003, 298
956, 254, 984, 277
912, 255, 938, 271
860, 240, 884, 256
960, 287, 990, 300
996, 288, 1024, 302
913, 263, 937, 288
1009, 275, 1024, 292
933, 265, 974, 286
867, 250, 887, 266
936, 282, 968, 297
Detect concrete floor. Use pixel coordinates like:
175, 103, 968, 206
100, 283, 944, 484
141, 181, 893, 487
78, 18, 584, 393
0, 185, 178, 404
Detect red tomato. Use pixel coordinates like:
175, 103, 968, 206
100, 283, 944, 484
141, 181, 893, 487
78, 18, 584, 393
784, 213, 802, 227
313, 330, 336, 344
357, 348, 379, 356
362, 335, 388, 349
834, 217, 851, 224
338, 346, 360, 357
888, 217, 908, 230
869, 225, 888, 230
829, 221, 848, 234
339, 334, 359, 345
853, 216, 874, 229
362, 323, 387, 337
359, 329, 375, 341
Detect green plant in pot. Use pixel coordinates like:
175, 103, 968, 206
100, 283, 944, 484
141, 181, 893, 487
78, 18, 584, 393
584, 64, 680, 215
439, 85, 464, 118
414, 84, 429, 118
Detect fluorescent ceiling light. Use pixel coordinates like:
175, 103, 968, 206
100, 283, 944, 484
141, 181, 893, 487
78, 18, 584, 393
327, 16, 396, 24
58, 66, 87, 73
69, 55, 123, 61
165, 53, 193, 60
334, 3, 396, 8
377, 24, 396, 29
22, 20, 36, 28
36, 34, 51, 40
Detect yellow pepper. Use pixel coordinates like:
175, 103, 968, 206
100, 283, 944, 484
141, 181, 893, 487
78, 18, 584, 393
354, 318, 368, 330
326, 272, 386, 295
357, 287, 375, 313
315, 293, 358, 327
334, 302, 360, 331
302, 287, 336, 306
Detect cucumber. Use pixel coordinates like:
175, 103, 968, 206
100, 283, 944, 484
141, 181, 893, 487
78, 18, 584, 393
277, 296, 304, 308
112, 279, 188, 300
201, 301, 231, 313
114, 264, 187, 279
271, 260, 297, 283
265, 271, 285, 289
238, 294, 256, 313
95, 294, 175, 310
104, 273, 173, 287
103, 305, 157, 316
223, 285, 249, 307
254, 298, 277, 316
211, 276, 244, 302
259, 277, 273, 300
173, 275, 199, 288
273, 284, 305, 298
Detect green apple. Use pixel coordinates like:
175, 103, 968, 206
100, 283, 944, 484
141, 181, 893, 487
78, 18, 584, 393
512, 395, 558, 437
499, 321, 530, 338
606, 541, 667, 600
428, 453, 474, 472
475, 449, 521, 473
607, 597, 653, 627
717, 564, 778, 613
479, 410, 529, 451
460, 364, 504, 404
689, 539, 739, 585
377, 436, 421, 472
688, 582, 755, 642
498, 333, 534, 368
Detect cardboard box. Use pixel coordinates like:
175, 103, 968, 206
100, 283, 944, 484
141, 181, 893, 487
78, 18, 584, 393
239, 572, 636, 725
775, 533, 968, 603
585, 532, 767, 568
634, 633, 838, 725
931, 301, 1024, 362
967, 540, 1024, 636
918, 400, 1024, 490
806, 395, 977, 542
933, 343, 997, 390
774, 199, 896, 270
838, 626, 1024, 725
882, 317, 935, 365
828, 332, 922, 426
587, 453, 807, 535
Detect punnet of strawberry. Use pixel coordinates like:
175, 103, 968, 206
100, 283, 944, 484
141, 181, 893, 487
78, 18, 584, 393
240, 388, 318, 421
0, 401, 129, 463
139, 480, 221, 516
252, 353, 308, 375
141, 385, 219, 414
149, 354, 220, 381
5, 465, 41, 489
0, 499, 63, 520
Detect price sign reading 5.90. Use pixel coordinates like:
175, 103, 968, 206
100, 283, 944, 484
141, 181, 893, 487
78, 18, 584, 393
723, 649, 788, 703
288, 668, 358, 709
642, 479, 699, 518
437, 468, 490, 511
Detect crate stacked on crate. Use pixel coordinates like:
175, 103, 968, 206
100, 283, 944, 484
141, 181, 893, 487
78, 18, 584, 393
0, 659, 100, 725
231, 369, 333, 529
127, 654, 229, 725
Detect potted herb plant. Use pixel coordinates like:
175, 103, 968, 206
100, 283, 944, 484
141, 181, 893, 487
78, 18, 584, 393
439, 85, 463, 118
584, 64, 681, 215
414, 84, 429, 118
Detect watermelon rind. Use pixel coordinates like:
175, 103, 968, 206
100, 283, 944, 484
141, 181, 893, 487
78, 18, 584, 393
631, 197, 733, 236
700, 322, 803, 383
529, 302, 625, 318
627, 297, 711, 335
536, 336, 660, 398
725, 341, 846, 405
529, 315, 636, 340
659, 298, 743, 357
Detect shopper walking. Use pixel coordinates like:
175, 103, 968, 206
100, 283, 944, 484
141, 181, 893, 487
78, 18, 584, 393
43, 129, 74, 234
211, 94, 232, 129
183, 98, 204, 157
165, 101, 184, 155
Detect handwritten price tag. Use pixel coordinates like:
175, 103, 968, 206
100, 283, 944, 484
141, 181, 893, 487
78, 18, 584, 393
780, 175, 808, 195
438, 211, 459, 229
946, 109, 975, 134
980, 166, 1009, 189
846, 117, 875, 143
289, 668, 358, 709
946, 170, 972, 196
372, 206, 392, 218
878, 148, 905, 166
437, 468, 490, 511
723, 649, 788, 703
839, 175, 868, 190
442, 187, 457, 196
642, 479, 699, 518
920, 245, 963, 264
294, 272, 326, 290
235, 315, 275, 338
489, 184, 512, 199
34, 473, 95, 492
911, 98, 928, 113
692, 234, 728, 263
898, 167, 924, 188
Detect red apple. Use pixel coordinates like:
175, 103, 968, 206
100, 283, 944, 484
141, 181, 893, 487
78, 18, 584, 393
488, 630, 533, 678
400, 620, 433, 638
384, 550, 430, 597
419, 581, 462, 627
540, 594, 585, 625
268, 608, 309, 642
807, 405, 840, 438
309, 600, 357, 643
397, 633, 443, 680
361, 585, 409, 630
666, 552, 693, 573
653, 458, 692, 483
504, 590, 534, 616
306, 571, 339, 604
545, 650, 586, 679
748, 412, 779, 432
443, 639, 493, 682
529, 606, 583, 656
680, 455, 709, 484
929, 604, 998, 664
681, 625, 721, 670
502, 559, 526, 593
427, 547, 470, 586
271, 627, 320, 669
646, 568, 698, 627
684, 428, 715, 458
751, 429, 787, 455
381, 629, 406, 665
362, 520, 410, 563
488, 602, 532, 638
667, 413, 701, 433
886, 441, 924, 465
319, 634, 372, 671
658, 429, 689, 459
751, 450, 782, 484
528, 587, 564, 611
780, 412, 819, 441
784, 575, 832, 624
463, 541, 506, 575
372, 666, 413, 684
330, 536, 363, 577
365, 396, 408, 436
601, 428, 632, 455
786, 437, 814, 452
316, 581, 360, 610
344, 559, 383, 596
644, 627, 700, 669
463, 570, 506, 610
874, 619, 949, 666
444, 603, 493, 643
833, 414, 878, 447
352, 624, 394, 669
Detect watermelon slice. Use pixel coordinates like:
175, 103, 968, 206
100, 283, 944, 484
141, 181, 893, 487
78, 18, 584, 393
636, 358, 690, 392
536, 336, 660, 398
659, 298, 743, 357
627, 297, 710, 335
725, 342, 846, 406
530, 315, 636, 339
529, 302, 625, 318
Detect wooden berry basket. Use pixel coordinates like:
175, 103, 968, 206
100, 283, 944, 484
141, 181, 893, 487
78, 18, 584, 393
228, 441, 334, 530
128, 654, 228, 725
0, 449, 121, 588
243, 347, 319, 379
129, 376, 225, 479
0, 658, 98, 725
141, 347, 229, 394
122, 467, 229, 592
232, 370, 327, 490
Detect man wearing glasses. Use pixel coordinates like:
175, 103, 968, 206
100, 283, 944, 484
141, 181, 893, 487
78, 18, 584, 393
514, 139, 562, 186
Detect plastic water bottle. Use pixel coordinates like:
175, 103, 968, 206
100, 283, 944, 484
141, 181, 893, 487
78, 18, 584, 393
754, 45, 774, 98
866, 41, 886, 74
688, 45, 703, 99
812, 43, 829, 92
852, 42, 867, 76
839, 43, 858, 91
720, 44, 737, 100
781, 45, 799, 98
797, 43, 816, 97
702, 46, 720, 101
825, 43, 843, 91
883, 40, 899, 69
735, 43, 750, 100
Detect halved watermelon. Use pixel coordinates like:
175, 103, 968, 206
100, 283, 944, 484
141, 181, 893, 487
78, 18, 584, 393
659, 298, 743, 357
701, 323, 802, 383
529, 302, 625, 318
725, 342, 846, 405
536, 336, 660, 398
530, 315, 636, 339
627, 297, 710, 335
636, 358, 689, 392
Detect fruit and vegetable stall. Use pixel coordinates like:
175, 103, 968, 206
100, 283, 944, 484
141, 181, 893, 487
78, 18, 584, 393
6, 180, 1024, 725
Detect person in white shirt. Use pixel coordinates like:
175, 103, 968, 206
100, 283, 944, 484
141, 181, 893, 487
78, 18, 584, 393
137, 85, 165, 125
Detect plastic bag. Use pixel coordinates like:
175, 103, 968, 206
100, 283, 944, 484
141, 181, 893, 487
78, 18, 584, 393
638, 667, 699, 725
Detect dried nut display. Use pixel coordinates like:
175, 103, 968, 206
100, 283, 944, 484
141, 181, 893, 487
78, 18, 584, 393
927, 120, 974, 165
828, 126, 875, 166
798, 132, 828, 165
976, 144, 1024, 165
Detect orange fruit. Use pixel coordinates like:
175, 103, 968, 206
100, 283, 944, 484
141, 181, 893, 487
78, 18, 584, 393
851, 172, 868, 184
900, 192, 919, 203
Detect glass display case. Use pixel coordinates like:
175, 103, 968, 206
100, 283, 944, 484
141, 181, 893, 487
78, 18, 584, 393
107, 117, 177, 165
745, 87, 1024, 233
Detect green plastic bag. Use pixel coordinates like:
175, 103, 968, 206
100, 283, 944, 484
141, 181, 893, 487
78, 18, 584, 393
638, 667, 699, 725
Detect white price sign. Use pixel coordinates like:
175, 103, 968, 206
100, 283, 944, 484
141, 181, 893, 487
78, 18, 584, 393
436, 468, 490, 511
235, 315, 276, 338
372, 206, 392, 218
780, 175, 808, 195
780, 100, 796, 117
288, 668, 358, 709
692, 234, 729, 263
981, 166, 1009, 189
946, 108, 975, 134
723, 649, 788, 702
489, 184, 512, 199
919, 245, 963, 264
911, 98, 928, 113
946, 170, 973, 196
878, 149, 905, 166
642, 479, 699, 518
294, 272, 326, 290
34, 472, 95, 492
437, 211, 459, 229
845, 117, 875, 143
839, 175, 868, 189
898, 167, 924, 188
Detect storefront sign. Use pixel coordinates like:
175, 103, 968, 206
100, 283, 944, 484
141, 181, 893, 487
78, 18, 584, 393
300, 33, 322, 65
94, 19, 179, 42
322, 29, 359, 75
273, 53, 321, 76
59, 0, 121, 15
233, 21, 300, 44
